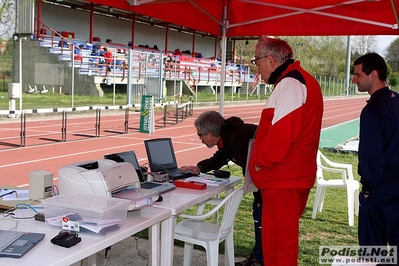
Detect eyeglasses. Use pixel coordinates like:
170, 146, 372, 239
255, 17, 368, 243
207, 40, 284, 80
251, 55, 270, 65
197, 132, 206, 138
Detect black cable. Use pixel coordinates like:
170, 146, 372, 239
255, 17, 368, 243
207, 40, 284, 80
103, 246, 111, 265
133, 237, 149, 266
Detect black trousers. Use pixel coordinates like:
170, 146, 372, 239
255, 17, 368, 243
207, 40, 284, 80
358, 183, 399, 265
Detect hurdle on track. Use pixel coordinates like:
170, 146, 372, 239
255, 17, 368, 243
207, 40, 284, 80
0, 112, 26, 148
0, 102, 193, 150
72, 108, 101, 138
39, 110, 67, 142
103, 108, 129, 134
161, 102, 193, 127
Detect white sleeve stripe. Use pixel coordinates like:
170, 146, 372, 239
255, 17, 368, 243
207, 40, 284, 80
266, 77, 307, 125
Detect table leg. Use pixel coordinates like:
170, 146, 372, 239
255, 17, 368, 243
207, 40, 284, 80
160, 215, 176, 266
149, 222, 160, 266
86, 254, 96, 266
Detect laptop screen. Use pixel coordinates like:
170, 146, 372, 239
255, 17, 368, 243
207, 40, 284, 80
104, 151, 145, 182
144, 138, 178, 172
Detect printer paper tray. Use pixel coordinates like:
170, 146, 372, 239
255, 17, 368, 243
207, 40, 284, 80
114, 188, 159, 211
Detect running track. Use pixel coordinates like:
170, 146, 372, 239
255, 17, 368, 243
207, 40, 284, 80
0, 97, 368, 187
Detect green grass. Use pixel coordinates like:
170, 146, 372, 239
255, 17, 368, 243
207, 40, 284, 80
134, 150, 360, 265
0, 76, 11, 93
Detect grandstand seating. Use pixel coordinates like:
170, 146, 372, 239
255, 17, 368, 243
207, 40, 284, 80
36, 26, 250, 93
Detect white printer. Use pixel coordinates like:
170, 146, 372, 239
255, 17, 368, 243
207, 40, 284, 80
58, 159, 158, 210
58, 159, 138, 196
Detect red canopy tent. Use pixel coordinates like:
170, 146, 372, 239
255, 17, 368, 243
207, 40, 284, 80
86, 0, 398, 36
72, 0, 399, 113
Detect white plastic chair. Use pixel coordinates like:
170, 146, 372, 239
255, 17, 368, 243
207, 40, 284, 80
40, 85, 48, 94
27, 85, 38, 93
174, 187, 244, 266
312, 150, 360, 226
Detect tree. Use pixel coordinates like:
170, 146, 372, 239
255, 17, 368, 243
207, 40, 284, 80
351, 36, 378, 54
280, 36, 346, 77
0, 0, 15, 39
386, 38, 399, 72
320, 36, 346, 77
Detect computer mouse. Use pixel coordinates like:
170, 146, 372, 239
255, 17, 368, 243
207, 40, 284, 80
156, 195, 163, 202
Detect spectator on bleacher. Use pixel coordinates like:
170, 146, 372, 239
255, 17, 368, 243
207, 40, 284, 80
104, 47, 113, 72
173, 55, 181, 73
106, 39, 112, 44
70, 42, 81, 55
71, 43, 82, 61
83, 42, 92, 51
148, 53, 156, 66
91, 44, 101, 56
164, 53, 173, 71
58, 38, 68, 48
173, 48, 182, 56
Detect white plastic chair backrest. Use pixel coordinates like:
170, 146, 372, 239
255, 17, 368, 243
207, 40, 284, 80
219, 187, 244, 240
316, 150, 324, 180
317, 150, 355, 185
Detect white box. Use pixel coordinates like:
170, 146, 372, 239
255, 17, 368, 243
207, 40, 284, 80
8, 83, 21, 98
29, 170, 53, 200
42, 193, 130, 235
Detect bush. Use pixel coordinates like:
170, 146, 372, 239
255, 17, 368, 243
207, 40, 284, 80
389, 72, 399, 87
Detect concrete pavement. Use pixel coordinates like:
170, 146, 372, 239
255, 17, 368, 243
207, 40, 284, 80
81, 235, 246, 265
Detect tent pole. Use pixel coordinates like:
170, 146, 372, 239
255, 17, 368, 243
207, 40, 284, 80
219, 5, 228, 116
344, 36, 351, 95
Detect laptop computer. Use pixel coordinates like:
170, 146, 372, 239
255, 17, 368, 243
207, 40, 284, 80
144, 138, 193, 180
104, 150, 176, 193
0, 230, 45, 258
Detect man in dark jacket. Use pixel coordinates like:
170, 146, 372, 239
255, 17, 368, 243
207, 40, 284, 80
180, 110, 263, 266
353, 53, 399, 264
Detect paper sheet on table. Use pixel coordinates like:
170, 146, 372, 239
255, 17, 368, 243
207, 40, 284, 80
46, 213, 122, 234
1, 189, 29, 201
185, 176, 230, 187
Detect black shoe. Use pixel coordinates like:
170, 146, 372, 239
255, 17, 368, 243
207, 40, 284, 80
235, 254, 263, 266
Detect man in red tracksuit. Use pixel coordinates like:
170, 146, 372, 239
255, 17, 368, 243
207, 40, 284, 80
248, 36, 323, 265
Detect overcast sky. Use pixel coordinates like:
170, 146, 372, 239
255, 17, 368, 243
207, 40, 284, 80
376, 35, 398, 54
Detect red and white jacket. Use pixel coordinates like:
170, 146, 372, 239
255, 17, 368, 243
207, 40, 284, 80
249, 60, 323, 189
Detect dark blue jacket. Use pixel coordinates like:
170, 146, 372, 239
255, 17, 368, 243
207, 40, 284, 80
358, 87, 399, 192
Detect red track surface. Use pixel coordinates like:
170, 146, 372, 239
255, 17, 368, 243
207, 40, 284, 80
0, 97, 368, 187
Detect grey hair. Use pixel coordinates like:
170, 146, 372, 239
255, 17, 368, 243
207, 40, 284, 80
256, 35, 293, 63
194, 111, 225, 137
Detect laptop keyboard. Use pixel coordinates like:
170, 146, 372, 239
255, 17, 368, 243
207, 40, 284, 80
141, 182, 162, 189
0, 230, 24, 251
169, 169, 192, 179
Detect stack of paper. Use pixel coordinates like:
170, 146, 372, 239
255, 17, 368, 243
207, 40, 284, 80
185, 176, 230, 187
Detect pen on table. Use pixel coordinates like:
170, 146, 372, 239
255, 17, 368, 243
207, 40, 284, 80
0, 190, 16, 198
204, 178, 223, 182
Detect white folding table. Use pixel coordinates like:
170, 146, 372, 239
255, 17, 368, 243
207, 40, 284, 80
0, 206, 170, 266
153, 175, 242, 266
